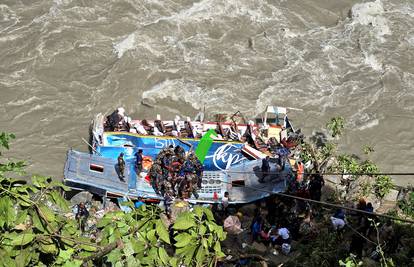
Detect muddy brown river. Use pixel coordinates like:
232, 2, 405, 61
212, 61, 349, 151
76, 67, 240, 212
1, 0, 413, 185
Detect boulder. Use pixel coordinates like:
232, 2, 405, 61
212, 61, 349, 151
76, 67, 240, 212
383, 189, 399, 202
251, 241, 268, 254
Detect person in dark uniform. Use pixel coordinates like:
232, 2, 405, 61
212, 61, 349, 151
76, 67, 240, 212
149, 161, 162, 194
260, 156, 270, 183
117, 152, 126, 181
75, 202, 89, 232
309, 170, 324, 201
135, 149, 143, 175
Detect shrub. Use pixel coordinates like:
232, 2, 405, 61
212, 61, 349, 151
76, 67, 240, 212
373, 175, 394, 199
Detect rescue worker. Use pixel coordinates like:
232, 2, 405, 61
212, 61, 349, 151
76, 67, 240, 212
164, 190, 174, 218
260, 156, 270, 183
193, 157, 204, 189
135, 149, 143, 175
149, 160, 162, 194
309, 170, 324, 201
169, 158, 183, 192
296, 160, 304, 183
117, 153, 126, 181
75, 202, 89, 232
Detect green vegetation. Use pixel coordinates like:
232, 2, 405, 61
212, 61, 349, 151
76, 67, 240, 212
398, 191, 414, 219
0, 133, 226, 266
299, 117, 395, 200
373, 175, 394, 199
339, 254, 363, 267
326, 116, 345, 138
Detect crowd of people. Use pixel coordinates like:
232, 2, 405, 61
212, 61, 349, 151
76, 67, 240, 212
148, 145, 204, 201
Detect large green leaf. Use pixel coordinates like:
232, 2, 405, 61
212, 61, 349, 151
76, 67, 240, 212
174, 233, 192, 247
0, 196, 16, 228
183, 245, 197, 266
106, 248, 122, 264
123, 241, 135, 257
130, 239, 145, 254
96, 216, 112, 228
199, 224, 207, 236
14, 249, 31, 267
50, 191, 69, 212
169, 257, 179, 267
156, 220, 170, 244
195, 246, 207, 267
58, 248, 74, 261
214, 241, 222, 254
14, 209, 28, 225
62, 260, 83, 267
79, 243, 97, 252
193, 206, 204, 219
126, 255, 137, 267
146, 229, 157, 244
30, 210, 45, 232
173, 212, 195, 230
11, 232, 35, 246
32, 175, 48, 188
39, 243, 58, 254
158, 247, 169, 265
147, 247, 159, 264
38, 203, 55, 222
203, 207, 214, 222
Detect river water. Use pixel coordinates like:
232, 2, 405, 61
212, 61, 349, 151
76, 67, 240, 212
1, 0, 413, 185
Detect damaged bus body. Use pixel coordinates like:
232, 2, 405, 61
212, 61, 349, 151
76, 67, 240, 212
64, 106, 301, 204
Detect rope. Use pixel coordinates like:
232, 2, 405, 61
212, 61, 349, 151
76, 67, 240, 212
345, 224, 377, 245
218, 180, 414, 224
225, 170, 414, 176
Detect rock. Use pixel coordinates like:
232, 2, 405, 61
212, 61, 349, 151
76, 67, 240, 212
251, 241, 267, 254
239, 203, 257, 216
376, 200, 397, 214
170, 199, 190, 222
70, 191, 93, 206
383, 189, 399, 202
362, 257, 378, 267
325, 175, 341, 185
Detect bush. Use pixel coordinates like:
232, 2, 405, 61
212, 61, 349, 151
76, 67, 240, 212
326, 117, 345, 138
373, 175, 394, 199
398, 191, 414, 219
0, 132, 227, 266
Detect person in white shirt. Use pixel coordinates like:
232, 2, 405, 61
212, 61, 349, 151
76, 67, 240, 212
269, 224, 291, 246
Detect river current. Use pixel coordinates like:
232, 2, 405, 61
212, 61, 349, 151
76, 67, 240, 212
1, 0, 413, 185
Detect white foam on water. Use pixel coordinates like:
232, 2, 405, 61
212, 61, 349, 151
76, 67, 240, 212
358, 118, 379, 130
351, 0, 390, 41
7, 96, 39, 106
142, 79, 204, 110
141, 79, 233, 111
407, 35, 414, 46
364, 53, 383, 71
53, 0, 72, 6
147, 0, 282, 26
113, 33, 136, 58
